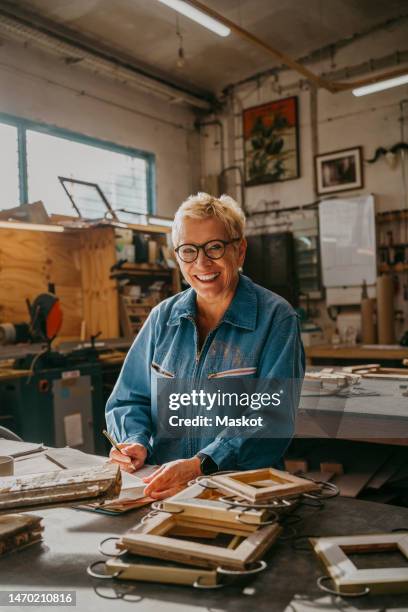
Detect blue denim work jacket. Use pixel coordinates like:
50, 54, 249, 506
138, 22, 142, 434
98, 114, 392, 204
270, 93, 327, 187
106, 274, 305, 470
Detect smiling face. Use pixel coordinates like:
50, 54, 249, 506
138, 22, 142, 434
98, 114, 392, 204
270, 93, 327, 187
176, 216, 247, 307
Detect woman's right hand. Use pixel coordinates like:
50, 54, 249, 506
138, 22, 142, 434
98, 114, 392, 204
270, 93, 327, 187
109, 443, 147, 473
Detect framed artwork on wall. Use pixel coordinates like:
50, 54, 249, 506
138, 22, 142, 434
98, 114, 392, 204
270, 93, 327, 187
243, 96, 300, 186
315, 146, 363, 195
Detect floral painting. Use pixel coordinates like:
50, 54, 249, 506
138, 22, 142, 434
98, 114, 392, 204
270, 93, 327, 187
243, 96, 300, 186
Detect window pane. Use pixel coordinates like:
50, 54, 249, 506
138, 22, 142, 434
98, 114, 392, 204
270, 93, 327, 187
0, 123, 19, 209
26, 130, 149, 217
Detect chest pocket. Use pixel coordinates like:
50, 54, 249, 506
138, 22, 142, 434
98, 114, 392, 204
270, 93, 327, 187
151, 361, 175, 379
208, 366, 257, 379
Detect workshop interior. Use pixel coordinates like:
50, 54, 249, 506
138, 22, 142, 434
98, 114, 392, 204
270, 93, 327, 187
1, 0, 408, 609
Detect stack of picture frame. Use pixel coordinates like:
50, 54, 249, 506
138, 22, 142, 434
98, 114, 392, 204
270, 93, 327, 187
87, 468, 408, 596
88, 467, 322, 588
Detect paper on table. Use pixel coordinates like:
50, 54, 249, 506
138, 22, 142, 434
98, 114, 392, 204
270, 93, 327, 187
120, 464, 159, 489
117, 486, 146, 501
63, 413, 84, 447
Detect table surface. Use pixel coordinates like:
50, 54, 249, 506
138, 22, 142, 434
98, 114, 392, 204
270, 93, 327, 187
297, 370, 408, 445
1, 497, 408, 611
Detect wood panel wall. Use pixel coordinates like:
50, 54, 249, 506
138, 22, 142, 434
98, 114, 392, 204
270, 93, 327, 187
0, 225, 118, 340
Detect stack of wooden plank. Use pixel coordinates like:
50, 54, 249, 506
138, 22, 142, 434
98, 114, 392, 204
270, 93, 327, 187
103, 468, 319, 587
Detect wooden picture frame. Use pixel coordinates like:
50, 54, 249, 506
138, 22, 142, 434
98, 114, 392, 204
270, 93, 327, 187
315, 147, 363, 195
243, 96, 300, 186
105, 555, 218, 587
311, 532, 408, 595
119, 511, 281, 570
211, 468, 319, 503
160, 482, 269, 528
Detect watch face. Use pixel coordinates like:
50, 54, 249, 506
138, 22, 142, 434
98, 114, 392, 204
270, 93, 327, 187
201, 459, 210, 475
201, 455, 216, 475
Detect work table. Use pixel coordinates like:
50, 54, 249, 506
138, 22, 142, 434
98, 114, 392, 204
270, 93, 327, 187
306, 344, 408, 367
0, 497, 407, 610
297, 368, 408, 445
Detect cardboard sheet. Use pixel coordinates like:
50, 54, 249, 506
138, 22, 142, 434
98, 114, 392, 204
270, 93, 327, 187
0, 440, 44, 458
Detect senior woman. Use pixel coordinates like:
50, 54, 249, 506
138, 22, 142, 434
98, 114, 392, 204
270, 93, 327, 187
106, 193, 305, 499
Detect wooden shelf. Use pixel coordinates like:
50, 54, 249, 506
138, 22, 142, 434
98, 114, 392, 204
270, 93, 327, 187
376, 210, 408, 224
378, 243, 408, 249
378, 263, 408, 273
110, 263, 174, 278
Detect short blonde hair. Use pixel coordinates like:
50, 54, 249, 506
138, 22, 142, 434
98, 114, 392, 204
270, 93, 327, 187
172, 192, 246, 246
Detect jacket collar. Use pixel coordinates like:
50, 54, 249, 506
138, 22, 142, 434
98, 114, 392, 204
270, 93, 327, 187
167, 274, 257, 330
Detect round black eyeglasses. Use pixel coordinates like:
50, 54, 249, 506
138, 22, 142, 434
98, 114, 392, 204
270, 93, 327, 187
175, 238, 240, 263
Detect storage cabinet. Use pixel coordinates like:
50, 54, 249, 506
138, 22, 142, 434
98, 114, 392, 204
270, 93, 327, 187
244, 232, 298, 306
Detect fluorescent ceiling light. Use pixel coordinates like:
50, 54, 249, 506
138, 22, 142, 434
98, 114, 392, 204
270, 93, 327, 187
157, 0, 231, 37
352, 73, 408, 97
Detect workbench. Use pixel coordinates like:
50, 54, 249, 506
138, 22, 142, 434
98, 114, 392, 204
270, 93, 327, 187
306, 344, 408, 367
297, 375, 408, 445
0, 497, 407, 610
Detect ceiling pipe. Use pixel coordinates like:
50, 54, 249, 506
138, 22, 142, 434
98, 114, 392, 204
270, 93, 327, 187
198, 119, 225, 172
223, 44, 408, 96
188, 0, 335, 92
334, 66, 408, 92
0, 4, 214, 110
188, 0, 408, 94
220, 165, 246, 214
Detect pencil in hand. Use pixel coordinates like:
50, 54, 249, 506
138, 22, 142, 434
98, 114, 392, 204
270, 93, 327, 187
102, 429, 122, 453
103, 429, 135, 471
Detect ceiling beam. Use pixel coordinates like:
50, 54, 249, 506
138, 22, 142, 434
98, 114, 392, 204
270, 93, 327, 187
188, 0, 408, 94
187, 0, 336, 91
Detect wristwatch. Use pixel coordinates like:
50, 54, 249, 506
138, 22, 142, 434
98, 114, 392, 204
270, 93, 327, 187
197, 453, 218, 475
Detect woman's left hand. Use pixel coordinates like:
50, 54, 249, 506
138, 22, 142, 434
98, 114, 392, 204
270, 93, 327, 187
143, 457, 202, 499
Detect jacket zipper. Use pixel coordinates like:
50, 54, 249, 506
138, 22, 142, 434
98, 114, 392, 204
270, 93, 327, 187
187, 316, 223, 382
186, 315, 222, 456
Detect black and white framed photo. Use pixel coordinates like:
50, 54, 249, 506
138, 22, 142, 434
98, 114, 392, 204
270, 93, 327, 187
315, 146, 363, 195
